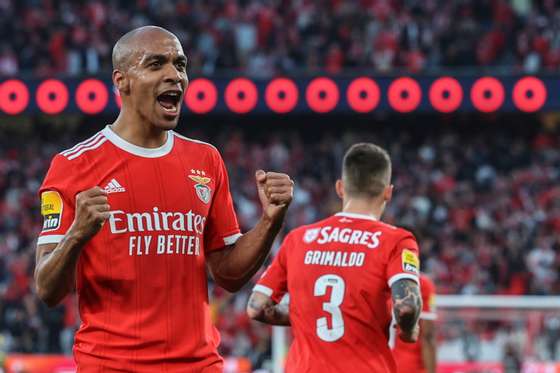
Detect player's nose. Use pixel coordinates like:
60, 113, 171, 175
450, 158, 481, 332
162, 65, 186, 86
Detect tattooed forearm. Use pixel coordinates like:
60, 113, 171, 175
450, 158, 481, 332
391, 279, 422, 334
247, 291, 291, 326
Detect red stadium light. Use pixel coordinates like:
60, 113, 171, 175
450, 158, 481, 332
265, 78, 299, 114
225, 78, 258, 114
388, 77, 421, 113
429, 77, 463, 113
512, 77, 547, 112
346, 77, 380, 113
470, 77, 505, 113
306, 77, 339, 113
185, 78, 218, 114
36, 79, 69, 114
76, 79, 109, 114
0, 79, 29, 115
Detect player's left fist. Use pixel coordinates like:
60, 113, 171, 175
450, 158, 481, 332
255, 170, 294, 221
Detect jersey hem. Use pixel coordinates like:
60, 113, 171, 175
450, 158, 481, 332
37, 235, 65, 245
253, 284, 273, 297
223, 232, 242, 246
388, 273, 419, 287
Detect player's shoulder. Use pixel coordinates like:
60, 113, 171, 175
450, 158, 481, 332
172, 131, 220, 155
57, 129, 109, 162
42, 131, 107, 191
376, 221, 417, 242
171, 131, 226, 169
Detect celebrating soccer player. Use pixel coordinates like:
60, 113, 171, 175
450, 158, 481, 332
34, 26, 293, 372
247, 143, 422, 373
392, 273, 438, 373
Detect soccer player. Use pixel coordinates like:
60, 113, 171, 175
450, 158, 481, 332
392, 273, 437, 373
247, 143, 422, 373
34, 26, 293, 372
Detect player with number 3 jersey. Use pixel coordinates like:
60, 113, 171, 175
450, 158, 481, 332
247, 143, 423, 373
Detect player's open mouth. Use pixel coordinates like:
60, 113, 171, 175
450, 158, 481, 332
157, 90, 182, 114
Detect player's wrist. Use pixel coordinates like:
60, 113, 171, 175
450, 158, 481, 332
263, 206, 288, 225
66, 223, 92, 247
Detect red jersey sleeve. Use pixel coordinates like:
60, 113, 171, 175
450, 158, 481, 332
386, 231, 420, 287
253, 233, 291, 304
37, 154, 79, 246
420, 275, 437, 320
203, 151, 241, 252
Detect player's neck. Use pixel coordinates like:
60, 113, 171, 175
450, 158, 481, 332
341, 198, 384, 220
111, 110, 168, 149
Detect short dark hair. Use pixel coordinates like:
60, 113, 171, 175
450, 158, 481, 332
342, 143, 391, 198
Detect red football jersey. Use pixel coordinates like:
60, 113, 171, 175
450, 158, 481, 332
38, 126, 241, 372
254, 212, 421, 373
392, 274, 437, 373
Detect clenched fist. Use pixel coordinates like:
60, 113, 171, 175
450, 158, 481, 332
70, 186, 111, 243
255, 170, 294, 222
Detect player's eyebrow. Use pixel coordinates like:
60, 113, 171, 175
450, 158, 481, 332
175, 55, 187, 65
143, 54, 167, 64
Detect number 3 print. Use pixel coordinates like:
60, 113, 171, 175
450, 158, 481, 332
314, 274, 346, 342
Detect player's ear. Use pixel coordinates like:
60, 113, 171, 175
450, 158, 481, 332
383, 184, 393, 203
335, 179, 344, 199
112, 69, 130, 95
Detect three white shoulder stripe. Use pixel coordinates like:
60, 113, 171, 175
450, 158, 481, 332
67, 138, 108, 160
61, 132, 103, 156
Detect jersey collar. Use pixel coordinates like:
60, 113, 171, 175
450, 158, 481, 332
335, 212, 378, 221
102, 125, 174, 158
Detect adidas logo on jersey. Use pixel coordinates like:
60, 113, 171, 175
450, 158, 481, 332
104, 179, 126, 194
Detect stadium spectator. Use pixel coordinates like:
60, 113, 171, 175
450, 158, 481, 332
3, 0, 560, 77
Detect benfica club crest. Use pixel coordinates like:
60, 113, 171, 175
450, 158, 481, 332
189, 172, 212, 204
303, 228, 320, 243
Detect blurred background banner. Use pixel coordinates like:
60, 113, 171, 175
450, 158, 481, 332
0, 75, 558, 115
3, 354, 75, 373
2, 355, 251, 373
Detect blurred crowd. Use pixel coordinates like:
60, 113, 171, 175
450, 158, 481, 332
0, 116, 559, 367
2, 0, 560, 77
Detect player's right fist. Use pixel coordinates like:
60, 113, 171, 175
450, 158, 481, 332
70, 186, 111, 242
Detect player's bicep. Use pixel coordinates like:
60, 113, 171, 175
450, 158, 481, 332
34, 243, 57, 276
205, 244, 233, 276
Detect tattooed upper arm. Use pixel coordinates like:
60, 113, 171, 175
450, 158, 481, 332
391, 278, 422, 332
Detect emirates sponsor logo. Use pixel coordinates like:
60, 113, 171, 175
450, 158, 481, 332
108, 207, 206, 234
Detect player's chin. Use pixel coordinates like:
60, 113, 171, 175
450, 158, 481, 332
155, 106, 181, 129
